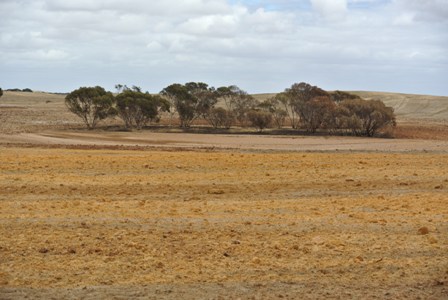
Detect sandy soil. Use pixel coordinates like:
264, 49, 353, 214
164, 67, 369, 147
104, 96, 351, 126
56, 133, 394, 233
1, 148, 447, 299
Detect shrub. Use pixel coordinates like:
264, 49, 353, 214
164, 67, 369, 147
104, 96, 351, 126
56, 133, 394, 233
341, 99, 396, 137
205, 107, 234, 129
247, 110, 272, 132
300, 96, 336, 133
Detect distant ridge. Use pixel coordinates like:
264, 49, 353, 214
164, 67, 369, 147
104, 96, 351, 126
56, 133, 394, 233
350, 91, 448, 121
251, 91, 448, 121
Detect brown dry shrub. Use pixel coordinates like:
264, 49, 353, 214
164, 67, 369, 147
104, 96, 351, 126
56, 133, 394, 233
394, 124, 448, 140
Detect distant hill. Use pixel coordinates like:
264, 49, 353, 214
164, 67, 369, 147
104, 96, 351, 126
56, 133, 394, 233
349, 91, 448, 121
252, 91, 448, 121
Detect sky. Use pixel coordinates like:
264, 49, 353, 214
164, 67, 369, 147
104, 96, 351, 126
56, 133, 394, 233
0, 0, 447, 95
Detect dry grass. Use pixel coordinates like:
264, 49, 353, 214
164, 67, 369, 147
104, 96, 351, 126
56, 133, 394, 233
394, 123, 448, 140
0, 91, 65, 104
0, 92, 78, 134
351, 91, 448, 121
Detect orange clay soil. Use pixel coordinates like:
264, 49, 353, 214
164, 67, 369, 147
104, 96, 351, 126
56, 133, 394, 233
0, 147, 447, 299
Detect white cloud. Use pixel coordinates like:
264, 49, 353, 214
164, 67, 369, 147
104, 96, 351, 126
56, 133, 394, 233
178, 13, 240, 37
0, 0, 446, 95
44, 0, 232, 16
310, 0, 347, 20
36, 49, 70, 60
394, 0, 448, 22
393, 13, 415, 26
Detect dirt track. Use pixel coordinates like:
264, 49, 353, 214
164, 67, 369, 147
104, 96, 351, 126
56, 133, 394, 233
1, 148, 447, 299
2, 130, 448, 152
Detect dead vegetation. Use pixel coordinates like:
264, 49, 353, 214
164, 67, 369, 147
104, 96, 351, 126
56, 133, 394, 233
394, 123, 448, 140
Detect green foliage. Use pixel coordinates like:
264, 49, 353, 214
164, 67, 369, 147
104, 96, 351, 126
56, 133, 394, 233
247, 110, 272, 132
216, 85, 243, 111
259, 98, 287, 128
216, 85, 257, 127
285, 82, 329, 127
330, 91, 361, 103
0, 87, 3, 98
185, 82, 218, 118
270, 92, 299, 129
160, 82, 218, 128
116, 90, 169, 130
160, 83, 195, 127
60, 81, 397, 138
323, 105, 352, 134
4, 88, 32, 92
229, 93, 257, 127
65, 86, 115, 129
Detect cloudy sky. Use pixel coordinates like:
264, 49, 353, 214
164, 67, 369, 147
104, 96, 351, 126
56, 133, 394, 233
0, 0, 447, 95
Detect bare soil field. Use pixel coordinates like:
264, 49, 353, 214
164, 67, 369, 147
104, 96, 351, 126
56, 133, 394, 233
0, 91, 447, 299
0, 148, 447, 299
0, 92, 79, 134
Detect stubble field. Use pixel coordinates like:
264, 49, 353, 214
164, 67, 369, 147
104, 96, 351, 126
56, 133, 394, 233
1, 147, 447, 299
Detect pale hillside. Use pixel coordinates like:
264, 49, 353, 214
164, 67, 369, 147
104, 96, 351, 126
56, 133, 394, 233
252, 92, 448, 121
350, 91, 448, 121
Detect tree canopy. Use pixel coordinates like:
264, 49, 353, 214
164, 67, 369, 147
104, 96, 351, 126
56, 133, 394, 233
62, 82, 396, 137
160, 82, 218, 128
341, 99, 396, 137
65, 86, 115, 129
115, 89, 169, 130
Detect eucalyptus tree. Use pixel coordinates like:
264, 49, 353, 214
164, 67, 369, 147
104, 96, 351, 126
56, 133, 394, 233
115, 89, 170, 130
284, 82, 329, 129
341, 99, 396, 137
65, 86, 115, 129
161, 82, 218, 128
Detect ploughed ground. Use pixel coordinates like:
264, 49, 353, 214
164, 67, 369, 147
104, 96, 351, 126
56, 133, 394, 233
0, 148, 447, 299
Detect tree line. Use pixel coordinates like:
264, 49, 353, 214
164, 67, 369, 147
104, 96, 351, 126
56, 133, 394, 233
4, 88, 33, 92
63, 82, 396, 137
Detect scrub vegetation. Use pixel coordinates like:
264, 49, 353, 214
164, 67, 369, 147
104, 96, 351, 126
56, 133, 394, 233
64, 82, 396, 137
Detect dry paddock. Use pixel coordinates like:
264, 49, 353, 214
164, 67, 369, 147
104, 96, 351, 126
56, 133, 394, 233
0, 147, 447, 299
